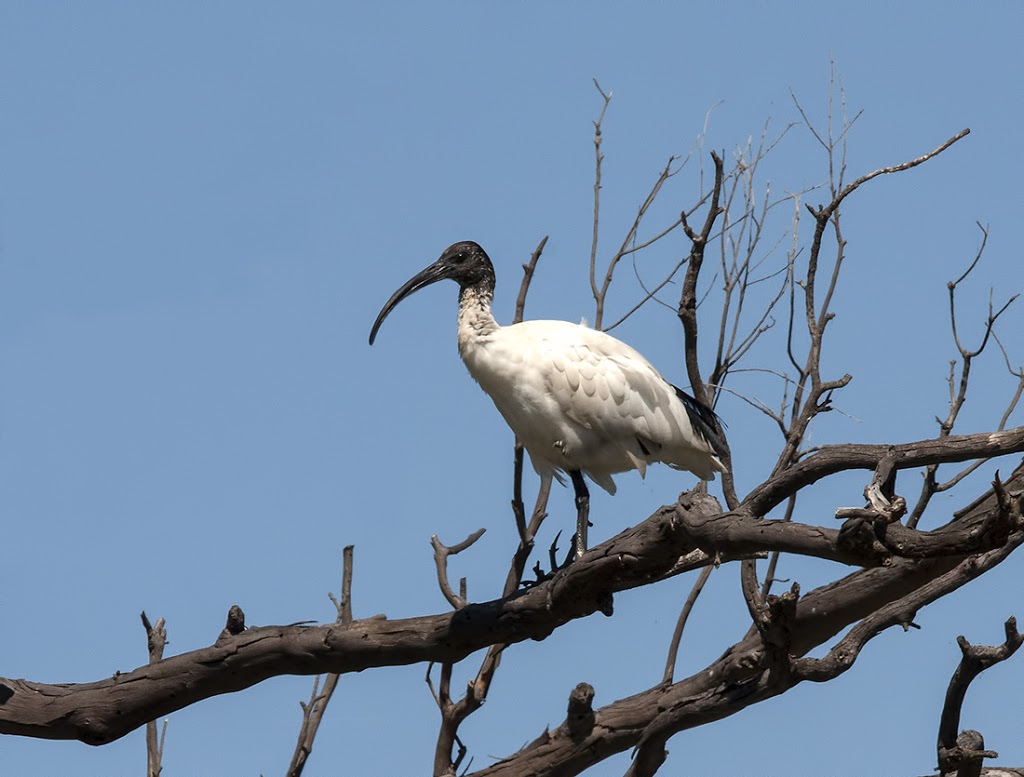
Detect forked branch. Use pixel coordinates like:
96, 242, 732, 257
287, 545, 355, 777
910, 224, 1020, 527
936, 617, 1023, 776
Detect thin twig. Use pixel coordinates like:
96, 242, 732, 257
604, 258, 686, 333
514, 236, 548, 325
589, 80, 612, 308
431, 377, 555, 774
140, 612, 167, 777
595, 156, 680, 329
909, 224, 1019, 528
662, 563, 714, 684
760, 494, 798, 597
771, 103, 968, 484
678, 151, 725, 408
286, 546, 355, 777
431, 530, 487, 610
823, 127, 969, 223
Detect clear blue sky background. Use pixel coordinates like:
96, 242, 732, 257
1, 4, 1022, 776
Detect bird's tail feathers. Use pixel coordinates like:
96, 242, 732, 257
671, 384, 730, 464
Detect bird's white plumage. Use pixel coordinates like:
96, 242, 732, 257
456, 287, 725, 494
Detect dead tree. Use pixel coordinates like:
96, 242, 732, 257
0, 80, 1021, 777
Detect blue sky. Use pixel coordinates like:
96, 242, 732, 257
1, 4, 1022, 775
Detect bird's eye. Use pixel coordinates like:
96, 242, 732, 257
453, 253, 466, 264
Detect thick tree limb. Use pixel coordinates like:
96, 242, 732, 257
0, 492, 722, 745
472, 537, 1023, 775
2, 459, 1021, 751
745, 428, 1024, 516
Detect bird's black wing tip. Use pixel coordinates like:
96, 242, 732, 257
671, 384, 730, 458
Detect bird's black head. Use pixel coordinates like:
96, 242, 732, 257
435, 241, 495, 289
369, 241, 495, 345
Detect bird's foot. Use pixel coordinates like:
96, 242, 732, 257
518, 530, 576, 587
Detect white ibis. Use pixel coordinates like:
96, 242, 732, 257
369, 241, 728, 559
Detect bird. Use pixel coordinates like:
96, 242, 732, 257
369, 240, 728, 560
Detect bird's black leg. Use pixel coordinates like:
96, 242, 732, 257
569, 470, 590, 560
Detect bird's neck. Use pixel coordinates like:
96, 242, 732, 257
457, 284, 500, 357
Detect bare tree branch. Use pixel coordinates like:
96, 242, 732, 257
910, 224, 1019, 528
594, 156, 682, 330
937, 617, 1023, 776
662, 562, 714, 684
471, 472, 1023, 776
432, 530, 487, 610
677, 150, 725, 409
821, 127, 970, 223
4, 457, 1022, 752
746, 428, 1024, 517
286, 545, 355, 777
514, 236, 549, 325
589, 80, 612, 310
140, 612, 167, 777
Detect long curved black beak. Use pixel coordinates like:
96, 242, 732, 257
368, 260, 452, 345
